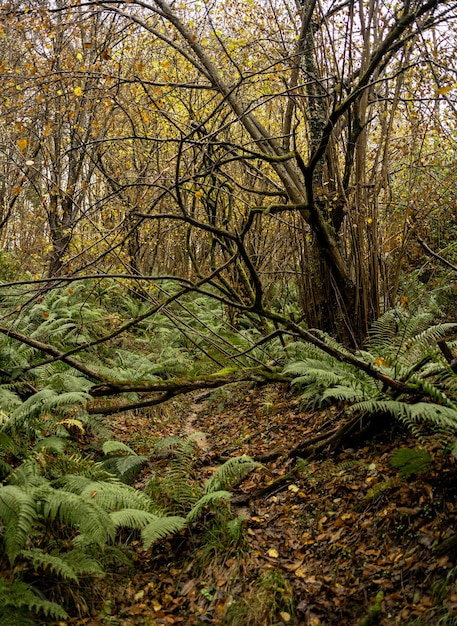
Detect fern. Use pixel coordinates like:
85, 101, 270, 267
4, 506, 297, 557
8, 458, 48, 488
391, 448, 433, 477
284, 356, 380, 409
32, 435, 68, 455
100, 440, 148, 481
37, 485, 115, 546
204, 456, 261, 493
110, 508, 162, 531
21, 546, 104, 579
141, 515, 187, 549
186, 491, 232, 523
0, 485, 37, 563
19, 548, 80, 581
7, 389, 90, 432
285, 308, 457, 455
0, 578, 68, 622
350, 399, 457, 429
61, 475, 155, 512
102, 440, 138, 455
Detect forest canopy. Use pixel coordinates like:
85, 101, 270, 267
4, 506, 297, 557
0, 0, 456, 347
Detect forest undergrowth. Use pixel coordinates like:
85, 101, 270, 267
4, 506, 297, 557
80, 383, 457, 626
2, 281, 457, 626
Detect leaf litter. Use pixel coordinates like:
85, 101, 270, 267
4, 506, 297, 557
70, 383, 457, 625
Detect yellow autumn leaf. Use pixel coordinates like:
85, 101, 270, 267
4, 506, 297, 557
76, 52, 83, 61
195, 189, 203, 198
17, 138, 28, 151
437, 84, 456, 96
280, 612, 291, 622
267, 548, 279, 558
74, 86, 83, 96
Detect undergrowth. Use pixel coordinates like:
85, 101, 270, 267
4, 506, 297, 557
0, 279, 457, 622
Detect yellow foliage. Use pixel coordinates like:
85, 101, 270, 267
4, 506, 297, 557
17, 138, 28, 151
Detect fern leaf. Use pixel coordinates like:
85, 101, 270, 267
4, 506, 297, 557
32, 435, 68, 455
0, 578, 68, 621
413, 322, 457, 347
102, 454, 148, 481
204, 456, 261, 493
141, 515, 186, 549
0, 431, 18, 454
18, 548, 79, 581
321, 384, 373, 403
350, 399, 457, 429
59, 548, 104, 576
78, 479, 154, 512
8, 458, 47, 488
110, 508, 162, 530
38, 485, 115, 545
186, 490, 232, 523
0, 485, 37, 563
102, 440, 138, 455
391, 448, 433, 477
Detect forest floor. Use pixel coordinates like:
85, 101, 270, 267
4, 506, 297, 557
75, 383, 457, 626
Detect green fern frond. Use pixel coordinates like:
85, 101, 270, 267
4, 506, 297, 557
413, 322, 457, 347
110, 508, 162, 530
32, 435, 68, 455
350, 399, 457, 429
18, 548, 79, 581
19, 546, 104, 580
321, 383, 376, 403
153, 434, 196, 458
8, 458, 47, 488
141, 515, 187, 549
0, 431, 18, 454
204, 456, 261, 493
186, 490, 232, 523
59, 474, 157, 513
0, 485, 37, 563
0, 578, 68, 621
101, 454, 148, 481
78, 479, 154, 513
102, 440, 138, 455
45, 372, 93, 393
391, 448, 433, 477
411, 376, 457, 408
0, 388, 22, 413
149, 474, 197, 510
60, 548, 105, 576
9, 389, 89, 428
37, 485, 115, 546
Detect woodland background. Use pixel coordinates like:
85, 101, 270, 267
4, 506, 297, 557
2, 0, 457, 624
